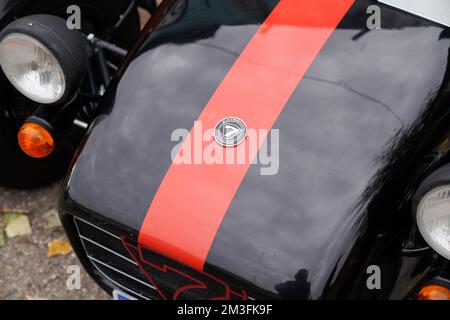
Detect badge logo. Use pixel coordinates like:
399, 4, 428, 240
214, 117, 247, 147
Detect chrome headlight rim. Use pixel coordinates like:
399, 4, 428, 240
0, 32, 66, 104
413, 164, 450, 260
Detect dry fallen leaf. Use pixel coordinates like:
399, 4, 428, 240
4, 213, 32, 238
3, 211, 24, 224
47, 239, 73, 257
42, 209, 61, 229
2, 209, 29, 223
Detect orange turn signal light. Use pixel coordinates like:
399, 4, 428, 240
18, 122, 55, 158
418, 285, 450, 300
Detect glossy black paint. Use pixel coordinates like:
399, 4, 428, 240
60, 0, 450, 299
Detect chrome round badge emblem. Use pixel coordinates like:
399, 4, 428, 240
214, 117, 247, 147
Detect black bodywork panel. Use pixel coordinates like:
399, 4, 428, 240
60, 0, 450, 299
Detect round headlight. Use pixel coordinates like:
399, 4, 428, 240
0, 15, 87, 105
0, 33, 65, 104
417, 185, 450, 259
414, 164, 450, 260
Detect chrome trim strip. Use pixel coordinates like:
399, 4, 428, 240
74, 216, 121, 240
73, 119, 89, 129
79, 234, 138, 266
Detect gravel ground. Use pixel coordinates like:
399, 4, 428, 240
0, 182, 110, 300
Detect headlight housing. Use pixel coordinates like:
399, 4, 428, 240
0, 33, 65, 104
414, 165, 450, 260
0, 14, 87, 105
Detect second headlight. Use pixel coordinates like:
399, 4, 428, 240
414, 164, 450, 260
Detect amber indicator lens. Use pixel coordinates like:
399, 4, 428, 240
418, 285, 450, 300
18, 122, 55, 158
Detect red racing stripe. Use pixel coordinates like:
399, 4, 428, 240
139, 0, 355, 271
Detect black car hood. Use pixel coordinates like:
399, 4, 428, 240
62, 0, 450, 299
